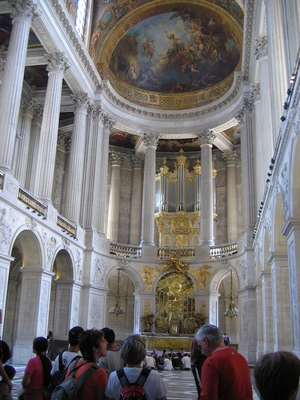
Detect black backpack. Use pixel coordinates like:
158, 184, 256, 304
117, 368, 150, 400
43, 353, 81, 400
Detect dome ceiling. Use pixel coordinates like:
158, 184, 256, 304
91, 0, 244, 110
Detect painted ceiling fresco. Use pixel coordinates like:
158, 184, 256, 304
108, 5, 240, 94
109, 124, 241, 152
92, 0, 243, 109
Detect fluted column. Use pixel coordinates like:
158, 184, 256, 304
254, 37, 274, 167
14, 97, 37, 187
0, 0, 39, 173
26, 106, 42, 192
61, 93, 89, 224
35, 53, 70, 203
237, 94, 256, 245
130, 155, 143, 245
98, 112, 114, 234
52, 131, 68, 211
252, 83, 266, 208
140, 132, 160, 246
265, 0, 288, 140
107, 152, 124, 241
269, 253, 291, 351
284, 2, 300, 73
223, 151, 238, 242
261, 270, 274, 353
82, 106, 102, 230
198, 130, 215, 246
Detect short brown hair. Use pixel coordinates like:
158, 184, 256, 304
120, 334, 146, 365
254, 351, 300, 400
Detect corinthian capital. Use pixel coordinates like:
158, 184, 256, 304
71, 93, 90, 112
9, 0, 40, 21
254, 36, 268, 60
222, 151, 238, 165
45, 52, 70, 74
197, 130, 216, 146
142, 132, 160, 148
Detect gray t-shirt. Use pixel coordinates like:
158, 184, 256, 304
99, 348, 124, 375
50, 351, 81, 375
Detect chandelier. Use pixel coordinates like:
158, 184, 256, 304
108, 269, 125, 316
224, 270, 239, 319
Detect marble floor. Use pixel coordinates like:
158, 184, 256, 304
10, 365, 260, 400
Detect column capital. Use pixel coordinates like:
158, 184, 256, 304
45, 52, 70, 74
71, 93, 90, 112
254, 36, 268, 60
21, 96, 38, 116
100, 111, 115, 129
222, 151, 238, 165
110, 151, 124, 166
131, 154, 144, 168
9, 0, 40, 21
197, 130, 216, 146
251, 83, 260, 102
141, 132, 160, 148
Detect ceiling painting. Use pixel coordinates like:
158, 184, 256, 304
94, 1, 243, 110
109, 130, 140, 149
108, 6, 240, 94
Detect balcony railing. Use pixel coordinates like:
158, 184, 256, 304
18, 187, 47, 217
209, 242, 238, 258
57, 214, 77, 238
110, 242, 142, 258
157, 247, 195, 259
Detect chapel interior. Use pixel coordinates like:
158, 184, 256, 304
0, 0, 300, 367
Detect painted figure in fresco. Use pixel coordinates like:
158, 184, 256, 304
143, 39, 156, 60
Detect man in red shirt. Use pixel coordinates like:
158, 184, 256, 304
196, 324, 253, 400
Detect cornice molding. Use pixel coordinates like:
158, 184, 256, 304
242, 0, 255, 81
101, 72, 243, 121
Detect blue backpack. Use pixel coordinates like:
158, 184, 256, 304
50, 359, 98, 400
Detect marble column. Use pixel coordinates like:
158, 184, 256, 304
130, 155, 143, 245
140, 132, 160, 247
284, 2, 300, 74
61, 93, 89, 224
52, 131, 68, 211
0, 0, 39, 173
261, 270, 274, 353
222, 151, 238, 242
254, 37, 274, 169
252, 83, 266, 209
265, 0, 288, 141
237, 94, 256, 245
82, 106, 102, 230
269, 253, 292, 351
107, 152, 124, 241
35, 53, 70, 204
98, 112, 114, 235
26, 106, 42, 192
198, 130, 215, 246
14, 97, 37, 187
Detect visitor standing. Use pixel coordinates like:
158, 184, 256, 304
196, 324, 253, 400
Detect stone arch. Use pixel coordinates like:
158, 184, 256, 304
3, 229, 44, 351
53, 248, 74, 283
49, 249, 79, 346
209, 266, 239, 341
106, 267, 136, 339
